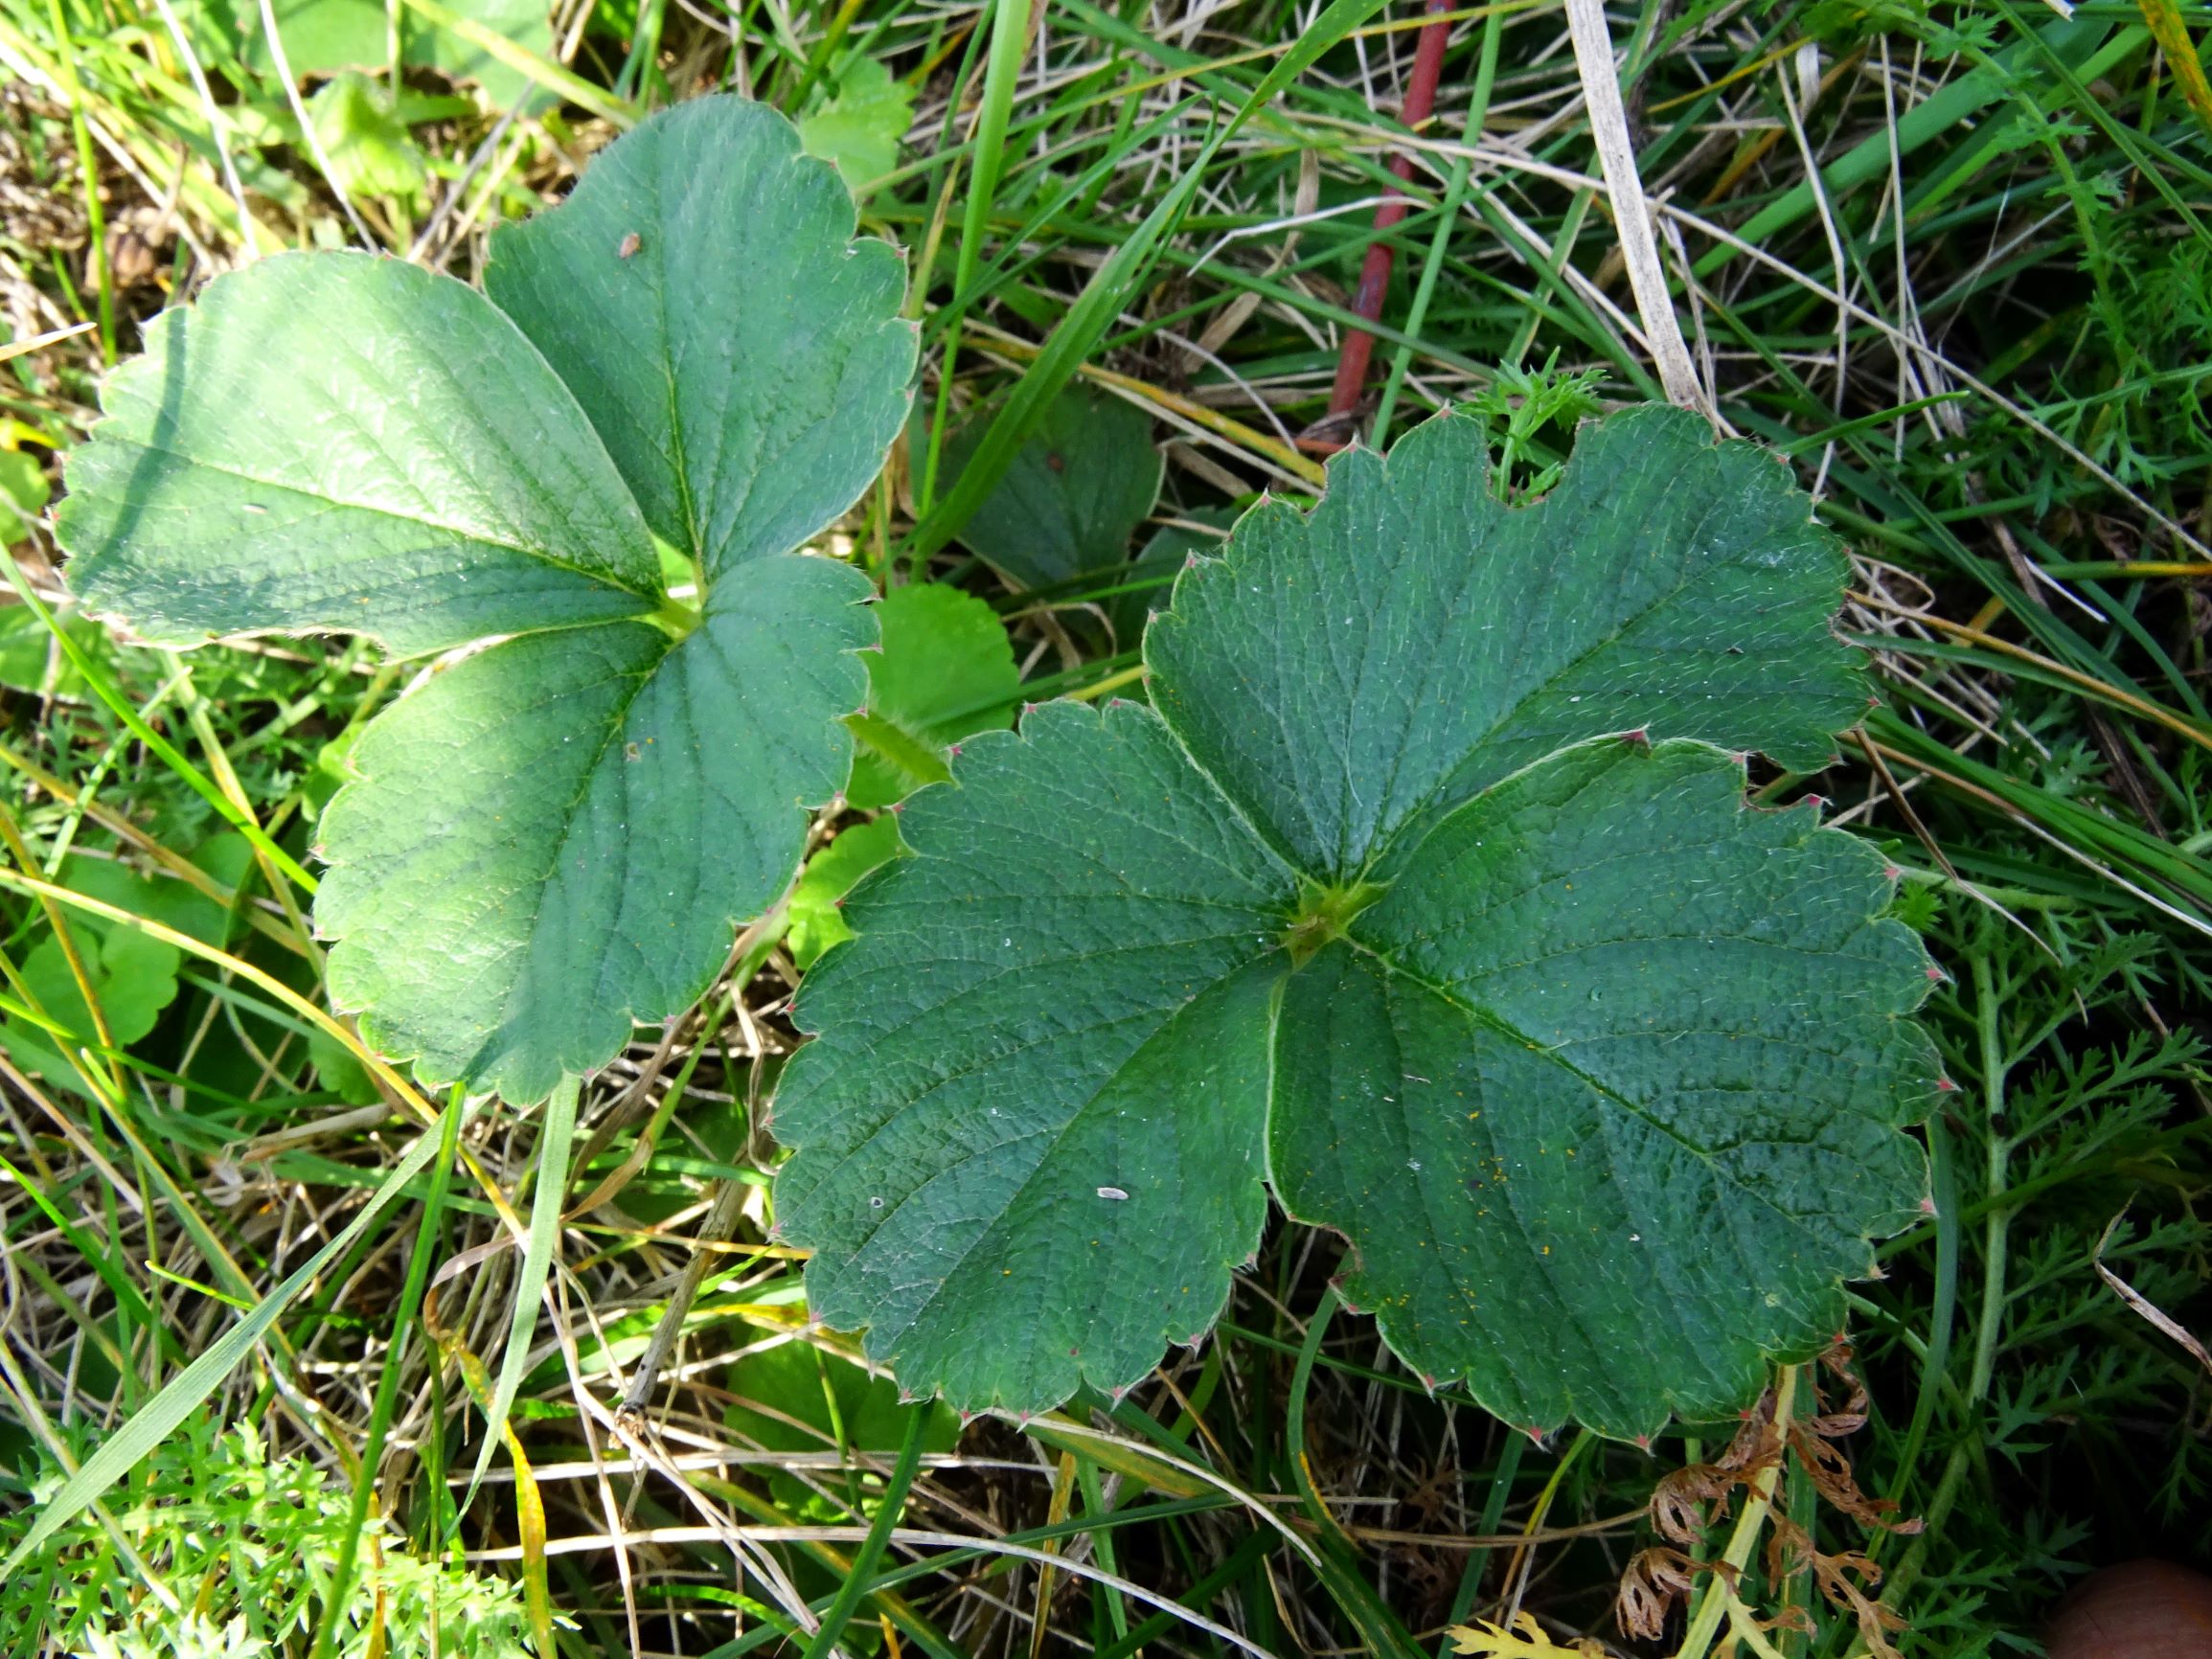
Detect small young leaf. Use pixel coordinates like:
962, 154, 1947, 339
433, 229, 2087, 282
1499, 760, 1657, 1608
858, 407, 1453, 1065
58, 97, 913, 1103
0, 448, 50, 545
0, 600, 101, 696
771, 405, 1938, 1436
308, 1023, 383, 1104
308, 72, 429, 201
784, 815, 903, 970
18, 927, 180, 1049
939, 384, 1162, 591
799, 56, 915, 196
63, 847, 239, 952
846, 582, 1019, 809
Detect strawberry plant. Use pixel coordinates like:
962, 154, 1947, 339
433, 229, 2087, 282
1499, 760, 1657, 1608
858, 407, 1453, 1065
771, 405, 1942, 1437
57, 96, 915, 1104
51, 89, 1937, 1448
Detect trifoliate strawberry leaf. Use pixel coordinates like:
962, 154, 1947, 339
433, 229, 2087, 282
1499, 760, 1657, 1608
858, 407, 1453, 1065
845, 582, 1019, 809
57, 97, 913, 1104
771, 404, 1938, 1436
940, 384, 1162, 591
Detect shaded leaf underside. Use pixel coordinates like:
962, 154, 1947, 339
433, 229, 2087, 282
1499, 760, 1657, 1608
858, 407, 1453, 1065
773, 406, 1938, 1435
941, 383, 1163, 592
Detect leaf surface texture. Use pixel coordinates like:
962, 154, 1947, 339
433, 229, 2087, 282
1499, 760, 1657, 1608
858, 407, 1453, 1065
773, 407, 1936, 1433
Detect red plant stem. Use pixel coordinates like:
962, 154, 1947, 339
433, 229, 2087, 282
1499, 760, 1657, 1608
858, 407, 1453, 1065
1326, 0, 1455, 423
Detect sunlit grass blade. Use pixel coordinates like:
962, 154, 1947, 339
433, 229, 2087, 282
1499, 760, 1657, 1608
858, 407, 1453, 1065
0, 1113, 455, 1577
466, 1072, 580, 1501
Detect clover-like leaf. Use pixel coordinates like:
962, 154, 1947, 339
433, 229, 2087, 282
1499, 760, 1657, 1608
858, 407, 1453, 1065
770, 404, 1939, 1437
57, 97, 914, 1103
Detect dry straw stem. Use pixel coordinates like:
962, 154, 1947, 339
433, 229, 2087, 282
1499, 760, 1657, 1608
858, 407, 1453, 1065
1561, 0, 1710, 418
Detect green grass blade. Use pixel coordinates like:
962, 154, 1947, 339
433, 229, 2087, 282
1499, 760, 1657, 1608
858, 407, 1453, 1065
311, 1081, 466, 1659
906, 0, 1392, 559
0, 1115, 454, 1579
798, 1403, 929, 1659
467, 1072, 580, 1500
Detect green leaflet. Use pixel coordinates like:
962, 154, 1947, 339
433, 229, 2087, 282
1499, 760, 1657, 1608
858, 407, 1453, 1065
845, 581, 1020, 809
1147, 404, 1871, 876
309, 73, 431, 202
0, 448, 50, 545
57, 98, 913, 1104
771, 405, 1939, 1436
61, 253, 662, 659
315, 563, 870, 1102
1275, 741, 1933, 1431
771, 699, 1292, 1410
485, 98, 914, 581
798, 55, 916, 196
